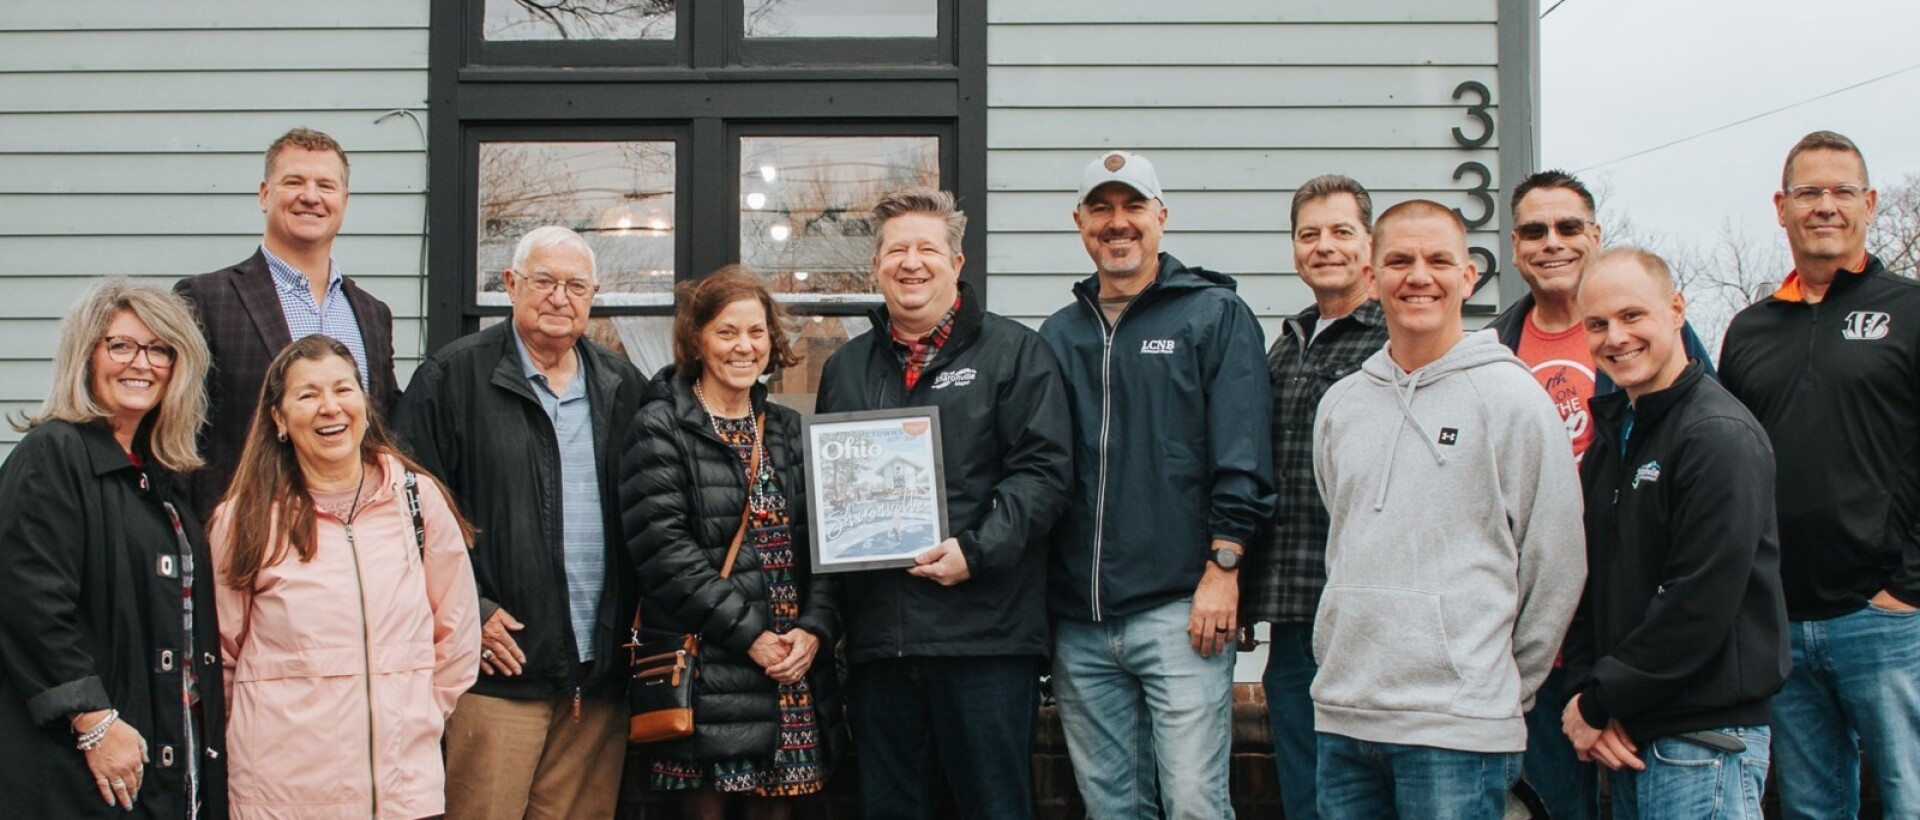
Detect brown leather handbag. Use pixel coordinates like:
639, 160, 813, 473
627, 413, 763, 744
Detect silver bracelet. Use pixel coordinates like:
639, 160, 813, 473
75, 709, 118, 752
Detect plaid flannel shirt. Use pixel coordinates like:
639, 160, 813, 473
890, 297, 961, 390
1243, 299, 1388, 624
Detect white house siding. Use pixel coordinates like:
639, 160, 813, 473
983, 0, 1522, 338
0, 1, 431, 462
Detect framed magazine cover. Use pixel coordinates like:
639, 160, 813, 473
801, 407, 949, 573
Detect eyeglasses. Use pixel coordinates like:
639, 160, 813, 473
1785, 184, 1867, 207
522, 275, 599, 299
1515, 218, 1594, 241
100, 336, 177, 367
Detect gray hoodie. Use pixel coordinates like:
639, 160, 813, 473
1310, 330, 1585, 754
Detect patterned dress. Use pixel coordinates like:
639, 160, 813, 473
652, 414, 826, 796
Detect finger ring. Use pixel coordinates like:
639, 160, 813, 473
482, 648, 495, 660
111, 779, 126, 787
1213, 626, 1230, 634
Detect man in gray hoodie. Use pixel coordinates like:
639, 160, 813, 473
1310, 200, 1586, 819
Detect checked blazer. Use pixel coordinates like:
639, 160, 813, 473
174, 249, 400, 519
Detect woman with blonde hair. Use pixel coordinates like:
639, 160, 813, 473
211, 334, 479, 819
0, 279, 226, 817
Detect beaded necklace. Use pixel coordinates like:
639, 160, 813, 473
693, 379, 768, 513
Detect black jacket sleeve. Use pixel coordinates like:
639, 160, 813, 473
1202, 296, 1277, 548
392, 358, 502, 624
954, 333, 1073, 575
0, 431, 113, 726
1582, 416, 1775, 725
622, 409, 768, 655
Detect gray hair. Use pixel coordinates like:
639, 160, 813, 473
1290, 174, 1374, 233
510, 225, 597, 278
1782, 130, 1870, 190
869, 187, 967, 259
16, 279, 210, 472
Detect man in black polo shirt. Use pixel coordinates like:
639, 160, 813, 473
1565, 247, 1787, 819
1719, 130, 1920, 819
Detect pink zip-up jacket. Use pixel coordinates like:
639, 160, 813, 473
211, 454, 480, 819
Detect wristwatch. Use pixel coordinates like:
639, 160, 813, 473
1209, 546, 1241, 571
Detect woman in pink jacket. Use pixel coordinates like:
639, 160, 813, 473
210, 335, 481, 819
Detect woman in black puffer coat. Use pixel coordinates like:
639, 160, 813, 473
620, 267, 841, 820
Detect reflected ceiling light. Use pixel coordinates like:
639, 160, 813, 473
759, 165, 778, 182
597, 201, 641, 236
793, 270, 811, 281
769, 224, 792, 241
745, 192, 768, 210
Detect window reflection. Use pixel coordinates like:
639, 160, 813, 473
483, 0, 676, 40
478, 141, 676, 307
739, 136, 939, 302
744, 0, 935, 38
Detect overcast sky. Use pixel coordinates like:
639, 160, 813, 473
1539, 0, 1920, 255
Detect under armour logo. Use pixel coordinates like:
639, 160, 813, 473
1438, 428, 1459, 446
1842, 311, 1891, 341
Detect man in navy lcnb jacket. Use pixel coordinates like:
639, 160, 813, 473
1565, 248, 1787, 820
1719, 131, 1920, 819
1041, 151, 1275, 819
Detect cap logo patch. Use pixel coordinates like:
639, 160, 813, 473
1104, 154, 1126, 172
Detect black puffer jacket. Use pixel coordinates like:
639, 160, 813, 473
621, 367, 842, 763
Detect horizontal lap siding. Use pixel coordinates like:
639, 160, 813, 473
984, 2, 1507, 330
0, 4, 430, 459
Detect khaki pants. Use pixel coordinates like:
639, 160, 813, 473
443, 692, 627, 820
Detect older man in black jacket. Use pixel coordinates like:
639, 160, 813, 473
393, 226, 642, 820
1563, 248, 1788, 819
814, 187, 1072, 820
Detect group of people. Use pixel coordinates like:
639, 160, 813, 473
0, 122, 1910, 820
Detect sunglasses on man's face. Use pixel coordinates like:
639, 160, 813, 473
1514, 218, 1593, 241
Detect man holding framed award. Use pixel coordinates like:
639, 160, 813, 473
813, 187, 1073, 819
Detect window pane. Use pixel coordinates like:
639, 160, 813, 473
478, 141, 676, 308
739, 136, 939, 302
744, 0, 935, 38
484, 0, 676, 41
768, 315, 871, 413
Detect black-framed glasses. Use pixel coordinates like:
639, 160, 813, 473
100, 336, 176, 367
1785, 184, 1867, 207
1514, 218, 1593, 241
521, 275, 600, 299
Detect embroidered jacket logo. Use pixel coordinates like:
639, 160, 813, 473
1632, 460, 1661, 489
930, 368, 977, 390
1842, 311, 1891, 341
1140, 339, 1177, 354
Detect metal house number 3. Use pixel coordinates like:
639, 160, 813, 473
1451, 80, 1499, 292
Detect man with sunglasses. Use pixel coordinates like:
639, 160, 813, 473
173, 127, 400, 520
1720, 130, 1920, 820
1489, 170, 1715, 820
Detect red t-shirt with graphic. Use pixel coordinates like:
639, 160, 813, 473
1516, 314, 1596, 462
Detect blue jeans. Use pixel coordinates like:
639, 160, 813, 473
1315, 733, 1521, 820
1052, 597, 1235, 820
847, 655, 1041, 820
1607, 726, 1769, 820
1263, 622, 1320, 820
1521, 666, 1596, 819
1771, 602, 1920, 820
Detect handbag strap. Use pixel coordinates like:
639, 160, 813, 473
630, 409, 766, 656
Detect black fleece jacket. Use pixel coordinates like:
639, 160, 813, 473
1566, 361, 1790, 744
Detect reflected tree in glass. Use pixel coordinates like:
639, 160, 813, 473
740, 136, 939, 302
483, 0, 677, 41
744, 0, 934, 38
478, 141, 677, 307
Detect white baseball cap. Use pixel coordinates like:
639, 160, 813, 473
1077, 150, 1164, 204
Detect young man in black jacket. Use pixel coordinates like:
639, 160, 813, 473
1719, 131, 1920, 819
1564, 248, 1788, 819
814, 188, 1072, 819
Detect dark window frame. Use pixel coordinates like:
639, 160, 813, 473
428, 0, 986, 351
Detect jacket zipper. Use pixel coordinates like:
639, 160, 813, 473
1081, 289, 1140, 622
344, 522, 380, 817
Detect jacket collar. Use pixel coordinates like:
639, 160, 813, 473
1069, 253, 1233, 307
1590, 358, 1708, 434
80, 420, 142, 477
652, 364, 771, 440
865, 280, 986, 363
232, 249, 296, 354
1767, 253, 1885, 306
1285, 298, 1385, 340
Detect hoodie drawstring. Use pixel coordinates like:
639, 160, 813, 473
1374, 367, 1449, 510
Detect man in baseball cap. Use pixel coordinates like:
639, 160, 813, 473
1041, 150, 1275, 818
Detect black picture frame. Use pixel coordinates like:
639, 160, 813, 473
801, 406, 949, 574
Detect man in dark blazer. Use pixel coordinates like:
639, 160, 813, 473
174, 127, 398, 519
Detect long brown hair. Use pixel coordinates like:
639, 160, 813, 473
221, 335, 474, 589
671, 265, 802, 376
